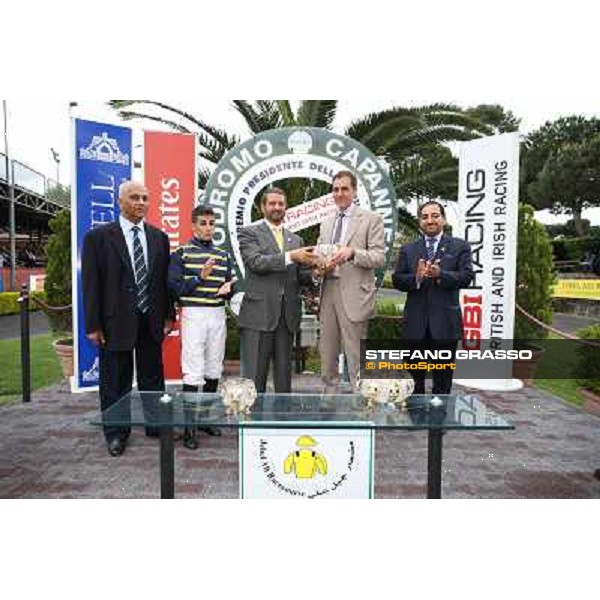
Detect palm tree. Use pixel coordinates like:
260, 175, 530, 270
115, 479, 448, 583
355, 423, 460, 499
109, 100, 338, 189
344, 103, 492, 231
108, 100, 493, 231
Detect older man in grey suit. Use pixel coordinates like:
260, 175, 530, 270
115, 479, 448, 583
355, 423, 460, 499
238, 187, 315, 393
317, 171, 385, 390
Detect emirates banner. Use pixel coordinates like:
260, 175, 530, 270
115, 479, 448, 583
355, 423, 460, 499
144, 130, 197, 381
457, 132, 520, 383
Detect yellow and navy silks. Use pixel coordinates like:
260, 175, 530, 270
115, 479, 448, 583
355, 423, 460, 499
168, 237, 234, 307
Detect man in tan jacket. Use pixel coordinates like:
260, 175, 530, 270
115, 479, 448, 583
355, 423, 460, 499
317, 171, 385, 390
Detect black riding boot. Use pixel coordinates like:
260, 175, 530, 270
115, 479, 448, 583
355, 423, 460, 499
203, 378, 219, 393
198, 378, 221, 436
182, 384, 198, 449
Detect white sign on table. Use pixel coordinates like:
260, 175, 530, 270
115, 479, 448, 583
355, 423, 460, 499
240, 428, 374, 499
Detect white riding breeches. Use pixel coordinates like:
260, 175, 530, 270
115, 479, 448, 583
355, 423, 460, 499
181, 306, 227, 386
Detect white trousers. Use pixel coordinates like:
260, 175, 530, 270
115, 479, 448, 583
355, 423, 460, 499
181, 306, 227, 386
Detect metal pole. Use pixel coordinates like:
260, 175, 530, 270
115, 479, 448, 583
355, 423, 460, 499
427, 429, 444, 499
51, 147, 60, 188
160, 426, 175, 498
19, 283, 31, 403
159, 398, 175, 498
3, 101, 16, 290
295, 329, 302, 374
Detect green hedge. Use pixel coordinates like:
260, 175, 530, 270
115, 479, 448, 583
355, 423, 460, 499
551, 235, 600, 262
381, 271, 394, 289
367, 298, 403, 340
0, 291, 47, 316
575, 324, 600, 395
225, 310, 240, 360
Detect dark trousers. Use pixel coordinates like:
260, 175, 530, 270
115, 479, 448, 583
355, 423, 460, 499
408, 327, 457, 396
99, 312, 165, 443
240, 312, 293, 393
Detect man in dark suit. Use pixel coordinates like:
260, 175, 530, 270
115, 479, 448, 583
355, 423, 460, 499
82, 181, 174, 457
392, 200, 473, 395
238, 187, 315, 393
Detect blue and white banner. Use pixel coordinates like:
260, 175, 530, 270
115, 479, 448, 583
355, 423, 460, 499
72, 119, 132, 391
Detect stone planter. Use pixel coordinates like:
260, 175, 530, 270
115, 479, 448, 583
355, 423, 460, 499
578, 387, 600, 417
512, 346, 545, 386
52, 338, 74, 379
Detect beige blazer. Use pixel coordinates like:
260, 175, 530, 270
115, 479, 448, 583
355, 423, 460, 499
318, 206, 385, 322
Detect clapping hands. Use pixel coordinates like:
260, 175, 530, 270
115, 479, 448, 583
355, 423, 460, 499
416, 258, 441, 283
201, 257, 215, 279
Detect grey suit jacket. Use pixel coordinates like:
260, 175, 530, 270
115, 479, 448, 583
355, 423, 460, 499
318, 206, 385, 322
238, 221, 312, 332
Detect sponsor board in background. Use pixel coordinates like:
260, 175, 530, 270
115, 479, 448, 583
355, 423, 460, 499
553, 279, 600, 301
72, 120, 196, 391
456, 133, 521, 390
72, 119, 132, 391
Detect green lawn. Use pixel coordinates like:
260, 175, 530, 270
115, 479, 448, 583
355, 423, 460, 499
533, 378, 585, 406
0, 334, 63, 405
532, 333, 585, 406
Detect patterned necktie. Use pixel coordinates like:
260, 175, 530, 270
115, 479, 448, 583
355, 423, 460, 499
273, 227, 284, 252
426, 237, 436, 262
132, 226, 149, 313
331, 211, 345, 244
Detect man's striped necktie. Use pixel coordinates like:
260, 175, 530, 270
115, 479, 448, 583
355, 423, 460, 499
132, 226, 149, 313
426, 237, 436, 262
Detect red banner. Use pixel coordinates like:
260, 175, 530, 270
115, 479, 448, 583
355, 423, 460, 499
144, 131, 196, 380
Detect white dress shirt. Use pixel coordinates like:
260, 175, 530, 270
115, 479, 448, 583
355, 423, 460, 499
119, 215, 148, 269
330, 202, 356, 245
424, 232, 443, 258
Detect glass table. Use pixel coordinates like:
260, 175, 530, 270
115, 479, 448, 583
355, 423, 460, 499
90, 392, 514, 499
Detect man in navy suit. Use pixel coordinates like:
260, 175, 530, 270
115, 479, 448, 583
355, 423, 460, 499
82, 181, 174, 457
392, 201, 473, 395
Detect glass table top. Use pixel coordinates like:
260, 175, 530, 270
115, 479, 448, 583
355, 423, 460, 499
90, 392, 514, 431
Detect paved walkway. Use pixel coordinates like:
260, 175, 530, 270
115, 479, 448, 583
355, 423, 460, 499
0, 311, 52, 340
1, 375, 598, 499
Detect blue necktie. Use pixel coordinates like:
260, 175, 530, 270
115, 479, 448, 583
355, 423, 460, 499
132, 226, 149, 313
426, 237, 436, 262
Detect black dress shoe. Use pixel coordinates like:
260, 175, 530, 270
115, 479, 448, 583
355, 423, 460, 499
145, 427, 160, 438
198, 426, 222, 437
107, 438, 125, 457
183, 427, 198, 450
